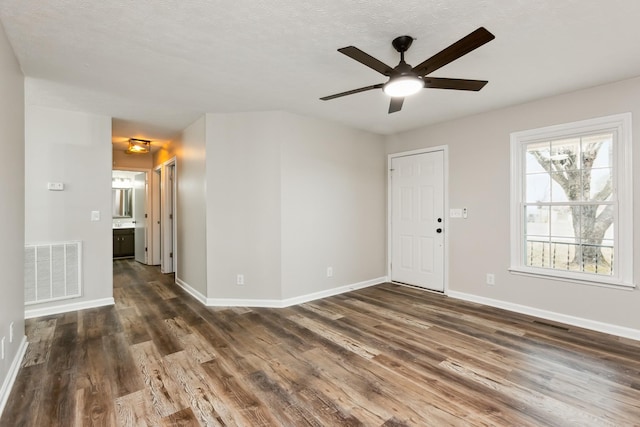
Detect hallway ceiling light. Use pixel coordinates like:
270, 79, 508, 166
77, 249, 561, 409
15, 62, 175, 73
126, 138, 151, 154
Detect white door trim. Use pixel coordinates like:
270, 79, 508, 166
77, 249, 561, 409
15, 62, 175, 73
133, 171, 148, 264
159, 157, 177, 275
151, 166, 161, 265
387, 146, 449, 294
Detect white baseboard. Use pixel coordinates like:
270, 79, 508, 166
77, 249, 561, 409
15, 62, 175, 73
206, 297, 284, 308
0, 336, 28, 417
175, 278, 207, 305
280, 276, 388, 307
447, 291, 640, 341
24, 297, 115, 319
205, 276, 388, 308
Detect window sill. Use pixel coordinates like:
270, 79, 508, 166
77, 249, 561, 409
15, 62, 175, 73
508, 267, 635, 291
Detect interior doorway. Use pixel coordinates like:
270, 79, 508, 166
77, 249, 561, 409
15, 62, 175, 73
112, 169, 151, 264
388, 148, 447, 292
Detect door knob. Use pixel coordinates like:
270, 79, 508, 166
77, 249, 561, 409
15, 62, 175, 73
436, 228, 442, 233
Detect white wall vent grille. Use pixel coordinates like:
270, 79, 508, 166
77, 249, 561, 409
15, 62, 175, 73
24, 241, 82, 305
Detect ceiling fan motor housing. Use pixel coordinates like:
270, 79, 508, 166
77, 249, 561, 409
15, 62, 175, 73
386, 37, 423, 96
392, 35, 414, 53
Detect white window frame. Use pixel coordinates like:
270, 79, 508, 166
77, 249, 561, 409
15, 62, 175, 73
510, 113, 634, 289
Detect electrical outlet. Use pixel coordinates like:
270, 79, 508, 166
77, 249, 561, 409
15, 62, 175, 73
486, 273, 495, 285
9, 322, 13, 343
236, 274, 245, 285
1, 337, 4, 360
326, 267, 333, 278
47, 182, 64, 191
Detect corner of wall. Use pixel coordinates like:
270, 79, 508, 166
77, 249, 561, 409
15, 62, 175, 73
0, 336, 28, 418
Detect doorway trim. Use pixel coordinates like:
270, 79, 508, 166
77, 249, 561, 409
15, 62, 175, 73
387, 145, 450, 294
151, 166, 161, 265
112, 167, 152, 264
159, 157, 177, 275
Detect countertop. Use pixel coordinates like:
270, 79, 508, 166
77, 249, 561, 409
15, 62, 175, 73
113, 222, 135, 229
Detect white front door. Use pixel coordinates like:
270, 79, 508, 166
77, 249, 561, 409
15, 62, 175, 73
390, 151, 445, 291
133, 172, 147, 264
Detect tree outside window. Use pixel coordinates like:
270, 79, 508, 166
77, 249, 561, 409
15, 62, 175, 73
510, 113, 633, 288
525, 133, 614, 275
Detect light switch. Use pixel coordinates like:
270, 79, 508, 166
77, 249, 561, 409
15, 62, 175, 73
91, 210, 100, 221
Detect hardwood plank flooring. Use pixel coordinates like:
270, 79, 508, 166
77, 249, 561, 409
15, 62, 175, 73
2, 260, 640, 426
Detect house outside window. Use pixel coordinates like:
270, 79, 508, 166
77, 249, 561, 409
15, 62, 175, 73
510, 113, 634, 288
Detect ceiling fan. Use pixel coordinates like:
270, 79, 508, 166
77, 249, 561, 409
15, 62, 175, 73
320, 27, 495, 113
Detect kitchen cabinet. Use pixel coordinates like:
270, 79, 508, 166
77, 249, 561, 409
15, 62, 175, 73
113, 228, 135, 258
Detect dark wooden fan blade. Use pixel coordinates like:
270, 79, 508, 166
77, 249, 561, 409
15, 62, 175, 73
338, 46, 394, 76
320, 84, 383, 101
424, 77, 488, 91
388, 97, 404, 114
412, 27, 495, 77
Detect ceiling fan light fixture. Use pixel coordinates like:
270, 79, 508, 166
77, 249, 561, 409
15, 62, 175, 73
321, 27, 494, 113
383, 76, 424, 98
126, 138, 151, 154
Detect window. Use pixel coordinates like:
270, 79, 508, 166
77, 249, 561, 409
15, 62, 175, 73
510, 113, 633, 288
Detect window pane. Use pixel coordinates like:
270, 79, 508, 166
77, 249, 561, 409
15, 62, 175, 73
581, 240, 613, 275
525, 240, 550, 268
597, 239, 614, 275
550, 138, 579, 168
550, 172, 574, 202
601, 207, 614, 240
577, 205, 614, 275
584, 168, 612, 201
582, 133, 613, 169
579, 205, 614, 243
550, 240, 580, 271
525, 205, 549, 236
550, 206, 575, 238
526, 173, 550, 202
525, 141, 550, 173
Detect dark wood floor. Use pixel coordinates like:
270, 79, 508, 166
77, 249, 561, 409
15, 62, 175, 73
2, 260, 640, 426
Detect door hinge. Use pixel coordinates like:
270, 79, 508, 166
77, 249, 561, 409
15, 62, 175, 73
145, 247, 147, 252
145, 213, 148, 218
169, 214, 173, 220
170, 252, 173, 258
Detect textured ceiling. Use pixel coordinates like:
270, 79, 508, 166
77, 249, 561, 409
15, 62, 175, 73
2, 0, 640, 143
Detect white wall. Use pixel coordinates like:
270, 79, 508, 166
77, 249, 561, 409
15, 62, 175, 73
206, 112, 283, 300
0, 19, 26, 413
176, 116, 208, 295
204, 111, 386, 302
280, 113, 386, 298
24, 104, 113, 312
386, 76, 640, 332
